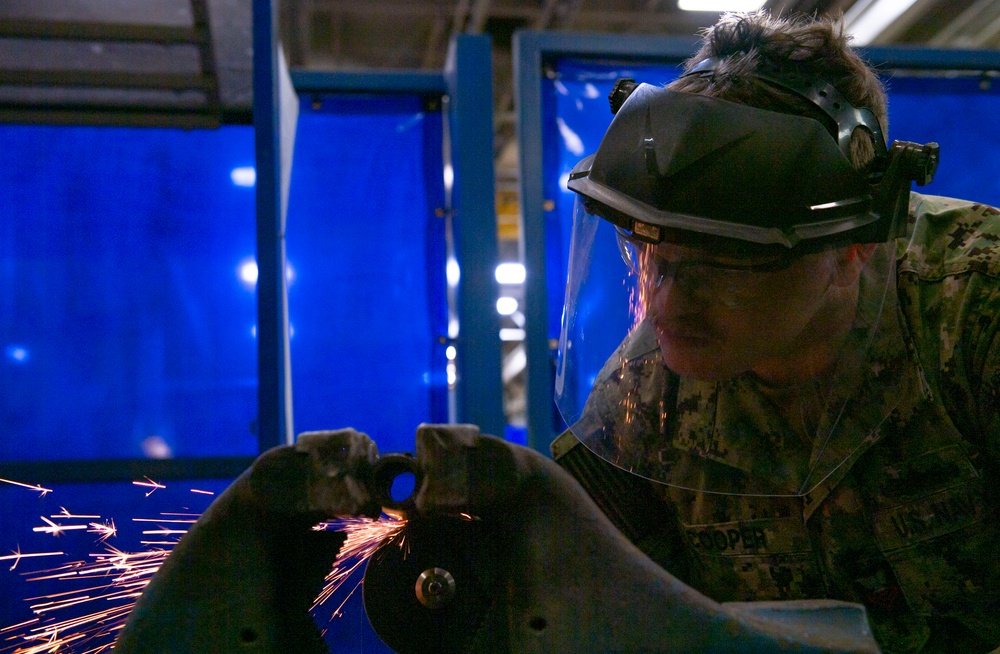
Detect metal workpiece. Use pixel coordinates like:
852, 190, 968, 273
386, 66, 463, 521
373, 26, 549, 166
292, 428, 381, 518
114, 425, 882, 653
362, 424, 882, 654
114, 462, 343, 654
114, 429, 383, 654
370, 452, 422, 518
411, 422, 520, 517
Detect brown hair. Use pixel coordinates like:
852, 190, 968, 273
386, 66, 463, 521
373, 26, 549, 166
668, 12, 888, 172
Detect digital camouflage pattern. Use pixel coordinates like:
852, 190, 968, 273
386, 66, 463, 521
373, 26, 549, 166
562, 193, 1000, 653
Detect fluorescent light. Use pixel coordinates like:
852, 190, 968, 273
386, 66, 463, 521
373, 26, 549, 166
500, 328, 526, 342
141, 435, 173, 459
496, 296, 519, 315
843, 0, 920, 45
495, 263, 526, 285
230, 166, 256, 187
446, 258, 461, 287
443, 163, 454, 192
238, 257, 258, 288
678, 0, 766, 12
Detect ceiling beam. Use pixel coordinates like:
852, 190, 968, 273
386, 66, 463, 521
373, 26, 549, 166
0, 69, 211, 90
467, 0, 492, 34
533, 0, 561, 29
928, 0, 1000, 47
0, 19, 199, 44
423, 13, 448, 67
449, 0, 471, 41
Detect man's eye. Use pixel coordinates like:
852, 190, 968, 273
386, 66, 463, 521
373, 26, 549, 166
654, 259, 677, 275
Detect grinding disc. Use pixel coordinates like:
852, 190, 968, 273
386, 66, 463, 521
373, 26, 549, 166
363, 516, 502, 654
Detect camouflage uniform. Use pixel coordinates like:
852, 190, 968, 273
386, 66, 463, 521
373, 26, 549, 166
555, 193, 1000, 653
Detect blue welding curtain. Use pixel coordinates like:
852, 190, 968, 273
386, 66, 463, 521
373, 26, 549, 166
286, 93, 448, 455
0, 95, 447, 462
0, 124, 259, 460
545, 57, 1000, 416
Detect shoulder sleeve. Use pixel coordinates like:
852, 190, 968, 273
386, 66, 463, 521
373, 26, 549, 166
899, 194, 1000, 463
971, 282, 1000, 463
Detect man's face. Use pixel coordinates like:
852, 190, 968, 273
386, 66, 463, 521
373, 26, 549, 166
638, 242, 857, 383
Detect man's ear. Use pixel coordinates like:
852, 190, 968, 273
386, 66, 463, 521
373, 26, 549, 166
831, 243, 878, 288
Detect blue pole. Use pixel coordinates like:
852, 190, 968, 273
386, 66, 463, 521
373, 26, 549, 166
252, 0, 291, 451
513, 31, 554, 454
444, 34, 506, 438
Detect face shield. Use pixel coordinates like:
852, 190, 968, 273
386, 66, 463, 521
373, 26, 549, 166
555, 83, 939, 497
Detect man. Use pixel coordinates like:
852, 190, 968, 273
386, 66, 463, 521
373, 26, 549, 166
554, 11, 999, 654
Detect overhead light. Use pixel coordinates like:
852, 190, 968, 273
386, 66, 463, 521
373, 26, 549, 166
678, 0, 766, 12
230, 166, 256, 187
446, 258, 461, 287
842, 0, 920, 45
495, 263, 526, 285
443, 163, 454, 192
238, 257, 258, 289
496, 296, 519, 315
500, 328, 526, 342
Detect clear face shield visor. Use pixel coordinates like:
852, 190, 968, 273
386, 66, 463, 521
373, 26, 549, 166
555, 195, 907, 497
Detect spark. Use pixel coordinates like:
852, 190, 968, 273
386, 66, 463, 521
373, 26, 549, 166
0, 618, 39, 634
311, 516, 406, 620
131, 478, 165, 497
33, 517, 89, 537
3, 490, 405, 653
87, 521, 117, 543
189, 489, 214, 496
0, 479, 52, 497
2, 546, 173, 653
53, 509, 101, 520
0, 549, 65, 572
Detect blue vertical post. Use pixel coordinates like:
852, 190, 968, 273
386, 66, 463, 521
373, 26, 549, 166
513, 31, 554, 454
253, 0, 292, 451
444, 35, 505, 438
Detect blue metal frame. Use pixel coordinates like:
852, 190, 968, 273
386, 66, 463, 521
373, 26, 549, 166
858, 46, 1000, 71
291, 70, 446, 95
253, 0, 291, 451
445, 35, 505, 438
514, 29, 1000, 455
285, 38, 504, 441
